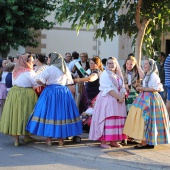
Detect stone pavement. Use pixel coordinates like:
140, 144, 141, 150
17, 133, 170, 170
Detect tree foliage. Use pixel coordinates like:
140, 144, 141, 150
0, 0, 57, 57
55, 0, 170, 63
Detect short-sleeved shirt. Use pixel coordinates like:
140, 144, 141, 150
165, 56, 170, 87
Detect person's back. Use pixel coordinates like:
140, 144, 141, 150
69, 51, 79, 72
158, 52, 167, 102
5, 73, 12, 88
164, 54, 170, 112
158, 52, 166, 84
38, 65, 70, 86
5, 63, 15, 92
165, 54, 170, 87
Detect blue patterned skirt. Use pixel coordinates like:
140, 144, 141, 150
26, 84, 82, 138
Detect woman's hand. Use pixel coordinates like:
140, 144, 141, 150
117, 96, 125, 103
33, 86, 37, 90
73, 78, 80, 83
136, 86, 140, 91
36, 79, 45, 86
136, 86, 144, 92
71, 66, 76, 73
125, 84, 129, 91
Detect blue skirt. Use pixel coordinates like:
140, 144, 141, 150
26, 84, 82, 138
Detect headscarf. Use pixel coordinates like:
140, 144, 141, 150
49, 52, 66, 74
143, 58, 158, 87
105, 57, 124, 90
13, 54, 33, 80
49, 52, 73, 85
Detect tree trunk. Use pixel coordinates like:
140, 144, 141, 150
135, 19, 150, 66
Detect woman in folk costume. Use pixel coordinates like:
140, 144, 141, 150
121, 55, 144, 145
122, 55, 144, 112
74, 56, 103, 108
34, 53, 48, 96
0, 54, 38, 146
26, 52, 82, 146
89, 57, 127, 149
123, 58, 170, 149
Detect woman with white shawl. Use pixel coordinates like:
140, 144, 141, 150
89, 57, 127, 148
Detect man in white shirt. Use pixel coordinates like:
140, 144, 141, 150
68, 51, 79, 74
64, 52, 72, 67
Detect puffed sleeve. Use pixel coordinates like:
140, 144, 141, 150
148, 72, 163, 91
65, 66, 74, 85
28, 71, 39, 87
36, 67, 50, 85
99, 71, 118, 96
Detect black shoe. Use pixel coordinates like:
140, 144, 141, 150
120, 140, 127, 146
134, 144, 154, 149
127, 138, 139, 145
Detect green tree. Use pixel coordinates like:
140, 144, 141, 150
55, 0, 170, 65
0, 0, 57, 58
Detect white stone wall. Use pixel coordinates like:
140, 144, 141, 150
41, 27, 97, 58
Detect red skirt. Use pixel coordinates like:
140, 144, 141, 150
34, 86, 45, 96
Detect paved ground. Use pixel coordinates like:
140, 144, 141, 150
1, 133, 170, 170
0, 133, 140, 170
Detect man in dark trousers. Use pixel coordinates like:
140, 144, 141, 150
158, 52, 167, 102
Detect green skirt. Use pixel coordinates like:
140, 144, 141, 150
125, 87, 138, 112
0, 86, 38, 135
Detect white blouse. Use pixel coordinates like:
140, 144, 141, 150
0, 71, 8, 84
84, 107, 93, 115
35, 65, 48, 76
127, 73, 132, 85
142, 72, 163, 91
12, 71, 38, 87
99, 70, 126, 96
37, 65, 73, 85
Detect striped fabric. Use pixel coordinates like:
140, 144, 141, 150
167, 87, 170, 100
99, 116, 126, 141
131, 92, 170, 145
89, 91, 127, 141
125, 87, 138, 112
164, 55, 170, 87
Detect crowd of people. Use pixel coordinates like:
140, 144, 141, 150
0, 51, 169, 150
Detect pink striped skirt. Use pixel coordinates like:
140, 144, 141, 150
99, 116, 126, 141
